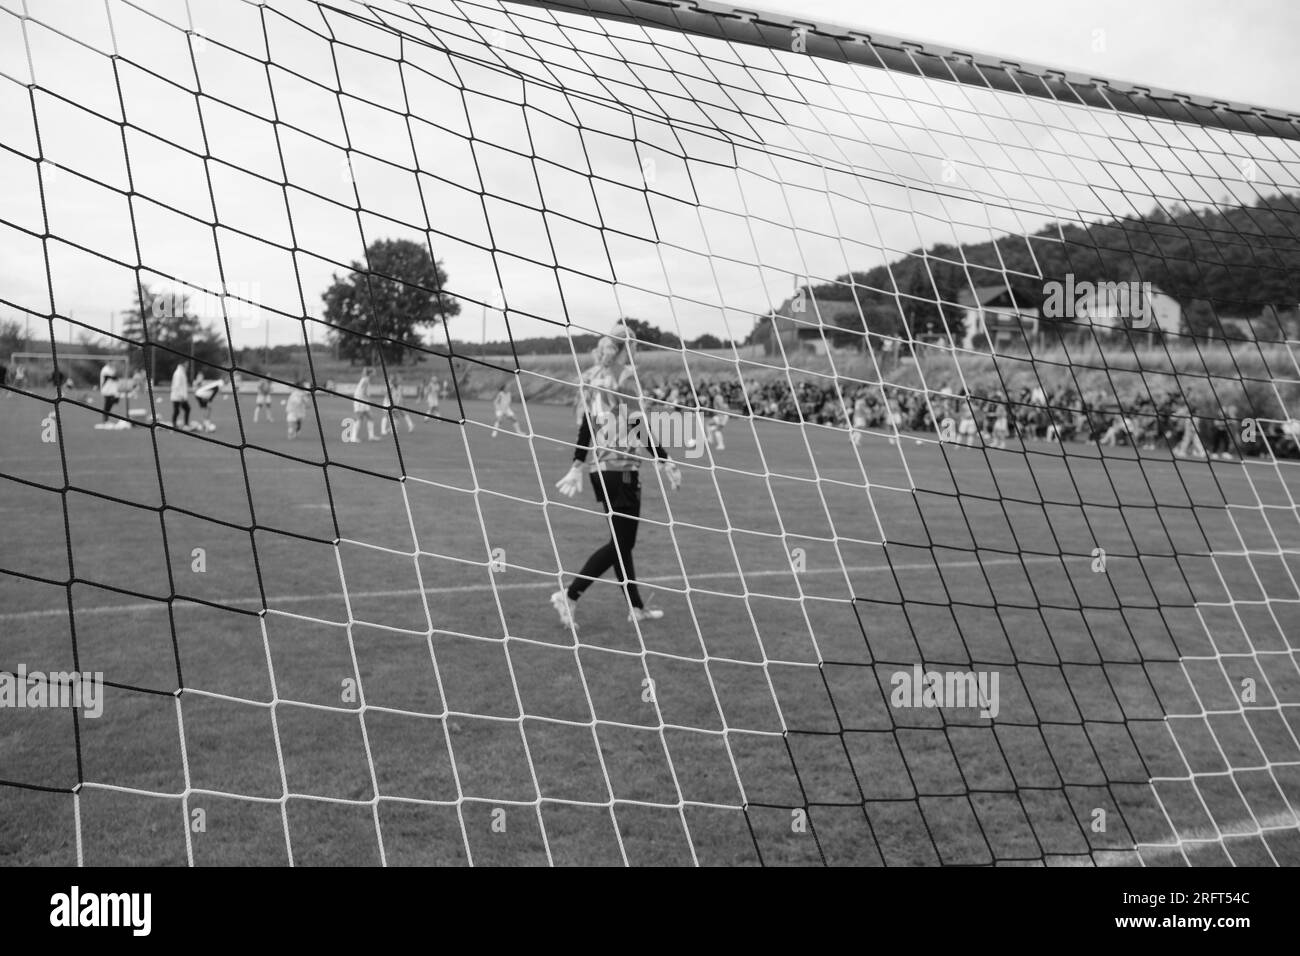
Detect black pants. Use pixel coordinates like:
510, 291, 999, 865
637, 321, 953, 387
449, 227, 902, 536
567, 469, 644, 609
172, 400, 190, 426
101, 395, 118, 422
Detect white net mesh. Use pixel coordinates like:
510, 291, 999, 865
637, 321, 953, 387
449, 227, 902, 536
1, 0, 1298, 866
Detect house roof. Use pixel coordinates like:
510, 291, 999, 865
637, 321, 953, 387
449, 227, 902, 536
957, 285, 1020, 308
764, 296, 864, 338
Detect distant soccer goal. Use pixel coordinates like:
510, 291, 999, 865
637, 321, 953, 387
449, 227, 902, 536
0, 0, 1298, 868
7, 349, 131, 391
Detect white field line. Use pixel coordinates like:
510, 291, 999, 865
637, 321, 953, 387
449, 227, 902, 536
0, 554, 1062, 622
1099, 812, 1300, 865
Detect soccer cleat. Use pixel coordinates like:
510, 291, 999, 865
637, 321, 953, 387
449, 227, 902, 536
628, 606, 664, 623
550, 590, 578, 629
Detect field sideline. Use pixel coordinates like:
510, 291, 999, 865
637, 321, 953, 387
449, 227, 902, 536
2, 383, 1299, 866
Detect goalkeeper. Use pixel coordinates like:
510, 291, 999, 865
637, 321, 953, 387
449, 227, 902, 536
551, 326, 681, 628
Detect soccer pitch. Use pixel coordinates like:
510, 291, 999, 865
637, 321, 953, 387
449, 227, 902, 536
3, 386, 1298, 866
1, 0, 1298, 877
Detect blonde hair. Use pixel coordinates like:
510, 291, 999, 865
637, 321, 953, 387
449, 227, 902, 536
594, 334, 624, 357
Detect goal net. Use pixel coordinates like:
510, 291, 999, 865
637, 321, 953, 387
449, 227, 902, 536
1, 0, 1298, 867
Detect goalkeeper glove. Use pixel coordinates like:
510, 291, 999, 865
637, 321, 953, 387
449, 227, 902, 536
657, 458, 682, 491
555, 462, 585, 498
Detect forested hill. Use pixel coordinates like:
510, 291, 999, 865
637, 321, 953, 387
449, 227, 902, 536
803, 193, 1300, 336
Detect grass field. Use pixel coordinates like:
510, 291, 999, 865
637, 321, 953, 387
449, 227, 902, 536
2, 379, 1299, 867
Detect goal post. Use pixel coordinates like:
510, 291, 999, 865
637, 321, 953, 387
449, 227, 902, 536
0, 0, 1297, 868
521, 0, 1300, 141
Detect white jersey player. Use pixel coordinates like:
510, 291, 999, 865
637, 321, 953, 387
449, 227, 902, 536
380, 372, 414, 435
491, 383, 524, 436
425, 374, 441, 417
850, 395, 869, 447
348, 367, 380, 442
284, 382, 311, 439
95, 361, 122, 429
170, 362, 193, 430
705, 387, 728, 451
192, 372, 220, 432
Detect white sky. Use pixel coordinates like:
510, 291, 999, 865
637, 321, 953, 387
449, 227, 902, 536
0, 0, 1296, 352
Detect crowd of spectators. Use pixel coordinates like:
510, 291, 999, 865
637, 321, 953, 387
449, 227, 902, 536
646, 375, 1300, 460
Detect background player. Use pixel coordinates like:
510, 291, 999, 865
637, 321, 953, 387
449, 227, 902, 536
380, 371, 415, 435
192, 371, 221, 432
254, 377, 275, 423
705, 384, 728, 451
170, 361, 192, 430
347, 366, 381, 442
123, 366, 148, 425
95, 359, 121, 429
491, 382, 524, 437
850, 393, 869, 447
425, 373, 441, 419
284, 381, 311, 440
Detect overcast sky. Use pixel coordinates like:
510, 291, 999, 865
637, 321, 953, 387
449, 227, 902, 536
0, 0, 1295, 354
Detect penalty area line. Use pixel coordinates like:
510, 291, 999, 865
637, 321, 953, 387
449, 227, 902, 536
0, 554, 1063, 622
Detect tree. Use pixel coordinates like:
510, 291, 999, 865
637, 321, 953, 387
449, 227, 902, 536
859, 303, 906, 339
0, 319, 23, 361
619, 317, 681, 349
321, 239, 460, 364
797, 191, 1300, 348
689, 333, 725, 350
742, 317, 768, 348
1183, 298, 1222, 339
120, 285, 228, 380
